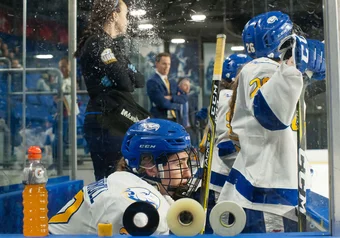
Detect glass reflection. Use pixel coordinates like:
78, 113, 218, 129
0, 0, 328, 235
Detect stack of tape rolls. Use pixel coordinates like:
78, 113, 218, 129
209, 201, 246, 236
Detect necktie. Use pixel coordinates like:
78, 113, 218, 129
164, 77, 176, 119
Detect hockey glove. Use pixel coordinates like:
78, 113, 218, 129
195, 107, 208, 120
311, 72, 325, 81
307, 39, 326, 80
278, 34, 309, 73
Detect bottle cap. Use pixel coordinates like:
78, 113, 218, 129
27, 146, 42, 159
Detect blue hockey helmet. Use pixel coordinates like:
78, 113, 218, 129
222, 53, 253, 82
121, 118, 201, 199
242, 11, 293, 59
122, 118, 192, 167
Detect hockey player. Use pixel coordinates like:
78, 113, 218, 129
194, 54, 252, 234
209, 53, 252, 197
217, 11, 325, 233
49, 119, 201, 235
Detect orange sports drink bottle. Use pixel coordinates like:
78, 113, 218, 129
22, 146, 49, 236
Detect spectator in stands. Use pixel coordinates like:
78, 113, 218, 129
14, 46, 20, 55
177, 78, 190, 127
0, 39, 3, 57
11, 59, 22, 68
49, 72, 58, 92
74, 0, 150, 181
10, 59, 23, 91
12, 46, 22, 59
8, 51, 15, 61
59, 57, 71, 92
54, 56, 79, 115
52, 57, 79, 167
147, 52, 187, 121
1, 44, 9, 58
36, 73, 52, 91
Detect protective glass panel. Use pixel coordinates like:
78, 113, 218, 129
0, 0, 329, 236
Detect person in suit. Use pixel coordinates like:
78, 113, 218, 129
177, 78, 199, 147
146, 52, 187, 121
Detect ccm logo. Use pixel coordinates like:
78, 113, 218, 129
139, 145, 156, 148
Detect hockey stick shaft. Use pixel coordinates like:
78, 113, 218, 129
199, 34, 226, 234
297, 83, 308, 232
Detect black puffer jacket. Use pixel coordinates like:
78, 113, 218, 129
79, 30, 150, 135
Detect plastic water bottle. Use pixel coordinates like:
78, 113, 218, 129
22, 146, 48, 236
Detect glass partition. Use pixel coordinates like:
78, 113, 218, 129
0, 0, 335, 236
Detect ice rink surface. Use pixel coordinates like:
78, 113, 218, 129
306, 150, 328, 198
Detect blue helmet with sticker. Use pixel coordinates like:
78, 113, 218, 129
121, 118, 201, 199
122, 118, 191, 169
242, 11, 293, 59
222, 53, 253, 82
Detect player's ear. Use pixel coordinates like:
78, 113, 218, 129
111, 12, 118, 22
145, 166, 158, 177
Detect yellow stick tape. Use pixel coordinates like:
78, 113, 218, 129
212, 34, 226, 81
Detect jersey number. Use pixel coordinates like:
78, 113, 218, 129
249, 77, 270, 98
49, 190, 84, 224
249, 77, 298, 132
246, 43, 256, 54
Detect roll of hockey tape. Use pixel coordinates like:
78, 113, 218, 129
123, 201, 159, 236
209, 201, 246, 236
166, 198, 205, 236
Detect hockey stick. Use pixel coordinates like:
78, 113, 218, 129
297, 76, 326, 232
199, 34, 226, 234
297, 81, 307, 232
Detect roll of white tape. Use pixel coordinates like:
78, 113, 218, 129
209, 201, 246, 236
166, 198, 205, 236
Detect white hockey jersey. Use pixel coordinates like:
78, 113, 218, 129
218, 58, 305, 220
49, 171, 172, 235
210, 89, 238, 194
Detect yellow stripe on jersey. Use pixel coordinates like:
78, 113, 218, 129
49, 190, 84, 224
291, 115, 298, 131
119, 227, 129, 235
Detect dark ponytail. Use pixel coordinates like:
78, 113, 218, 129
74, 0, 121, 58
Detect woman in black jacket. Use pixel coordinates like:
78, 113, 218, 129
75, 0, 150, 181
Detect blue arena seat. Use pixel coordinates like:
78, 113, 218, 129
26, 73, 41, 89
26, 95, 40, 105
13, 102, 51, 122
39, 95, 55, 107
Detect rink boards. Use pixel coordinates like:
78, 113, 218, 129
0, 150, 330, 235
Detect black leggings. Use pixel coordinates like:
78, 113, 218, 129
84, 114, 125, 181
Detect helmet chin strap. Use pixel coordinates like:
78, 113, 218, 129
157, 164, 164, 179
169, 184, 190, 200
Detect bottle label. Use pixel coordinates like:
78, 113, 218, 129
23, 167, 48, 185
